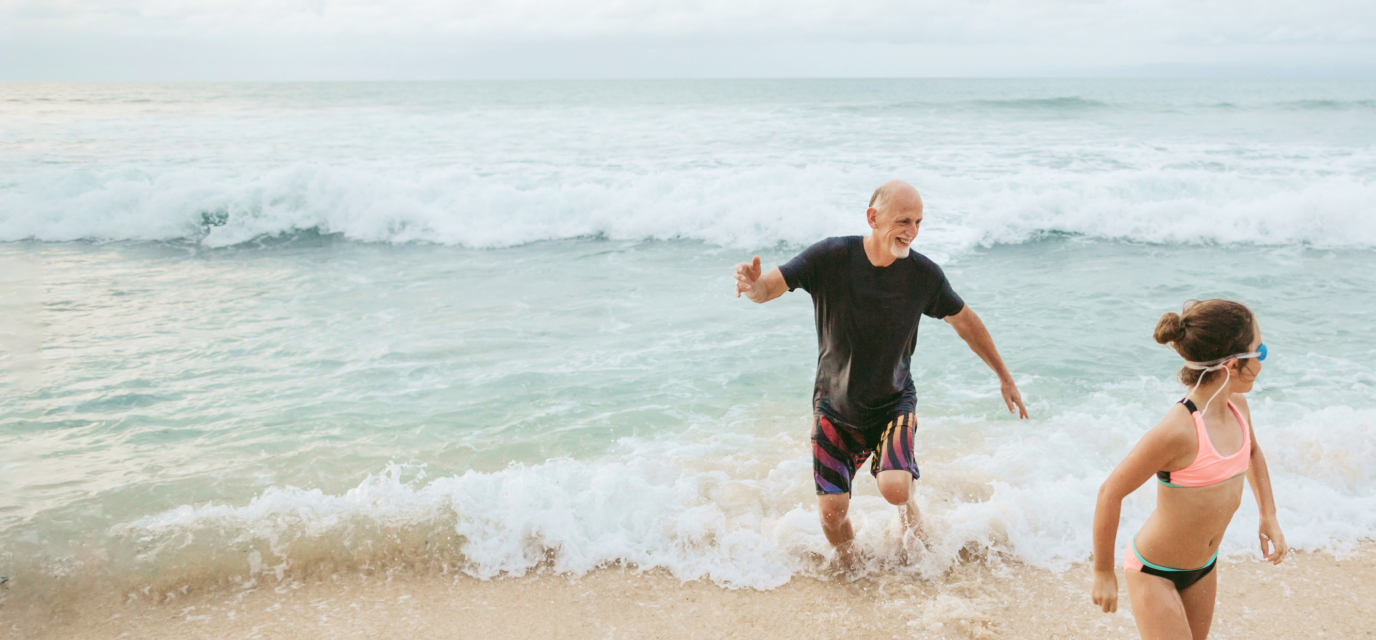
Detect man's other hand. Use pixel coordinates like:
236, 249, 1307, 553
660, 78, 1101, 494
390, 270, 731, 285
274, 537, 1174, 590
1001, 377, 1029, 419
734, 256, 762, 298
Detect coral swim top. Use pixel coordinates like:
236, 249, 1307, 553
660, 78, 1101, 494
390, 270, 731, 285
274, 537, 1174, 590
1156, 399, 1251, 488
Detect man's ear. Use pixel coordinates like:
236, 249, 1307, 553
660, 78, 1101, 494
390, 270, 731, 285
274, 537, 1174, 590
866, 207, 879, 229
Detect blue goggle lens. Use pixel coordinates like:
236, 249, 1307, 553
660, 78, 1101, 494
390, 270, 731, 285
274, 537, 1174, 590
1257, 343, 1267, 361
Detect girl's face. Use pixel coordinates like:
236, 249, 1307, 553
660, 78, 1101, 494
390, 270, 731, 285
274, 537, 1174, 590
1230, 321, 1263, 394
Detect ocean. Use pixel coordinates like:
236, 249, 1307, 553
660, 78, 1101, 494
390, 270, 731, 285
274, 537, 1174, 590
1, 79, 1374, 599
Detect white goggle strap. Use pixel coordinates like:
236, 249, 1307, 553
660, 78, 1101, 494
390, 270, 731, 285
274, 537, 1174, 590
1182, 351, 1261, 370
1182, 359, 1234, 416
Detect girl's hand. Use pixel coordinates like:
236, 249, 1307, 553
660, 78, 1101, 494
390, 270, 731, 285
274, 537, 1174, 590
1259, 517, 1288, 564
1091, 570, 1119, 613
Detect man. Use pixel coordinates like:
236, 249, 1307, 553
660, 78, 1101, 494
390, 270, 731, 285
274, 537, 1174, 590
733, 179, 1028, 569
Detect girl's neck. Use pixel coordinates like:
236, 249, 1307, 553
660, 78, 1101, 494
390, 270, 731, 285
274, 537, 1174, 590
1187, 377, 1236, 421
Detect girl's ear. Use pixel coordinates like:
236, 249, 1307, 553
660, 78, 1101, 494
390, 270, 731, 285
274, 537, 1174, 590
1233, 357, 1256, 381
1227, 357, 1249, 379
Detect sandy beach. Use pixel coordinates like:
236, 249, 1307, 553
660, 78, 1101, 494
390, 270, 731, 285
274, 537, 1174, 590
6, 543, 1372, 640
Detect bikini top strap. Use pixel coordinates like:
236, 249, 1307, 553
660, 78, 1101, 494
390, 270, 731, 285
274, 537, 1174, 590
1178, 397, 1209, 456
1225, 400, 1253, 444
1159, 399, 1203, 486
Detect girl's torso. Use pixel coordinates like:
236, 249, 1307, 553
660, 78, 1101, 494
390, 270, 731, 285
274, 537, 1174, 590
1136, 398, 1252, 569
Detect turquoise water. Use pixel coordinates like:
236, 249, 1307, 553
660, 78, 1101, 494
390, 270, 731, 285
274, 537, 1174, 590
1, 80, 1374, 592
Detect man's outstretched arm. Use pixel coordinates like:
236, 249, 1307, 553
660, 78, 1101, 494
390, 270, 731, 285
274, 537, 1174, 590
734, 256, 788, 304
944, 305, 1029, 418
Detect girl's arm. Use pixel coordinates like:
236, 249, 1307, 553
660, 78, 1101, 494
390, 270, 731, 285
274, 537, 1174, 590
1091, 411, 1194, 613
1235, 395, 1287, 564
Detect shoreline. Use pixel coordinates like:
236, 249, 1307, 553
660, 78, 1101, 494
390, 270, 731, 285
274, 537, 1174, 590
5, 544, 1372, 639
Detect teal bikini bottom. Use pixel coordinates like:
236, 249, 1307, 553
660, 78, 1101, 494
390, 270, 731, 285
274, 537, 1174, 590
1131, 537, 1218, 591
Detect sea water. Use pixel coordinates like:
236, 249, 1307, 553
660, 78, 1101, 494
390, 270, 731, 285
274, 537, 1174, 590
1, 80, 1374, 594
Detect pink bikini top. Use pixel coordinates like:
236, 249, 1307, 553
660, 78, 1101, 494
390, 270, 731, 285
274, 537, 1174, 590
1156, 398, 1251, 488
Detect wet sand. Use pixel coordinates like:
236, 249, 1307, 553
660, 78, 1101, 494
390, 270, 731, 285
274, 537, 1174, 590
4, 545, 1373, 640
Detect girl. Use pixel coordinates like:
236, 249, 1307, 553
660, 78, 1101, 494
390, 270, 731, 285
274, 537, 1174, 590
1092, 299, 1287, 639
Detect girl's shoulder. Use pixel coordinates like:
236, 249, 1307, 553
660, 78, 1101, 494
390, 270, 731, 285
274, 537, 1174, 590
1148, 402, 1200, 451
1229, 393, 1251, 412
1124, 403, 1200, 475
1161, 401, 1198, 429
1229, 393, 1253, 425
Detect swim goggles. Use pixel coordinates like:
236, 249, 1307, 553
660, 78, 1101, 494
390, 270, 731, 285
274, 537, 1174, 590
1181, 342, 1267, 415
1182, 343, 1267, 372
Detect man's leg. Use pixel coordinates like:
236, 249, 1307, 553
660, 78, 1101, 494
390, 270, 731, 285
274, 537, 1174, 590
813, 415, 863, 569
817, 492, 856, 570
877, 470, 924, 538
873, 413, 924, 539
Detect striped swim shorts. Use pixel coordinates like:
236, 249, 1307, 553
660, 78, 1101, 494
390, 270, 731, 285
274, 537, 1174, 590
812, 412, 919, 495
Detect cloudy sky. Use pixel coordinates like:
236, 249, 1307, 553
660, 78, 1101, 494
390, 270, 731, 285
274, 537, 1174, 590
2, 0, 1374, 80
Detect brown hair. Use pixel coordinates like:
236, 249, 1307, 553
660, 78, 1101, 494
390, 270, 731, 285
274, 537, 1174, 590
1154, 299, 1256, 385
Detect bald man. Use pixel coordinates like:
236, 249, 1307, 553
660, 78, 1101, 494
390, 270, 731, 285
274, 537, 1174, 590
734, 179, 1028, 569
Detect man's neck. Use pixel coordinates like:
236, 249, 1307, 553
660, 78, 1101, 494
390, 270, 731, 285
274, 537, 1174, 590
862, 234, 898, 268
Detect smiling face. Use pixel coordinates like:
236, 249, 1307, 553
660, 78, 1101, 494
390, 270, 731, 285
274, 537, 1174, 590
867, 184, 923, 260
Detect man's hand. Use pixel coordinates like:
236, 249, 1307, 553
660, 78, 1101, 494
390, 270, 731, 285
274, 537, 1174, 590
732, 258, 786, 304
734, 256, 762, 298
1001, 377, 1029, 419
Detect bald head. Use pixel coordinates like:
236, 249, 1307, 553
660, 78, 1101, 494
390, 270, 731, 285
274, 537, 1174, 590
865, 179, 924, 262
868, 179, 922, 217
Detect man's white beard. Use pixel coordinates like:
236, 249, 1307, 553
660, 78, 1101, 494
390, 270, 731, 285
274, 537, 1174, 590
890, 241, 910, 259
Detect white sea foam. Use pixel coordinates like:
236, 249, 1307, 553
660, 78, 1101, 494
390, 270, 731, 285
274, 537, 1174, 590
113, 401, 1376, 589
3, 163, 1375, 252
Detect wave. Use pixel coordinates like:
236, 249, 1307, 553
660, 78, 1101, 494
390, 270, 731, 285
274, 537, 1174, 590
2, 162, 1375, 252
855, 97, 1376, 116
1275, 99, 1376, 111
6, 398, 1374, 602
851, 96, 1111, 114
968, 97, 1110, 110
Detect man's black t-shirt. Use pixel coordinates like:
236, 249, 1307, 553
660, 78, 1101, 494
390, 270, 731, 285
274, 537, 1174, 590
779, 236, 965, 429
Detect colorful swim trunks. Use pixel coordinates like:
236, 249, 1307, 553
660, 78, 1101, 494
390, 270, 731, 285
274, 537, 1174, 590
812, 412, 919, 495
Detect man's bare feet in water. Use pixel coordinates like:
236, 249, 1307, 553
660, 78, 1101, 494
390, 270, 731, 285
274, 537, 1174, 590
829, 541, 870, 579
833, 541, 858, 572
805, 547, 860, 577
901, 495, 930, 543
897, 496, 931, 563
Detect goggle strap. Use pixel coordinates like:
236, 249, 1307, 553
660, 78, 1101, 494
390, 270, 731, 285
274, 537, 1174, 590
1182, 351, 1262, 370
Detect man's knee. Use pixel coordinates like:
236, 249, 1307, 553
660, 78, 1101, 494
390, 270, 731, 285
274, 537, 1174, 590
818, 495, 850, 528
877, 471, 913, 505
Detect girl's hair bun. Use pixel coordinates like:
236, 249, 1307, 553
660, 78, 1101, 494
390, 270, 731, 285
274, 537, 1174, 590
1154, 312, 1186, 345
1158, 299, 1255, 386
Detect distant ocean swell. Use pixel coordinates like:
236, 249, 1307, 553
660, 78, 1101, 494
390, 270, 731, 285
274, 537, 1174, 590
2, 163, 1375, 251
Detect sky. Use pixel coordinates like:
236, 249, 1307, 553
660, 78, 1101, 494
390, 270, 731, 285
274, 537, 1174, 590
2, 0, 1374, 80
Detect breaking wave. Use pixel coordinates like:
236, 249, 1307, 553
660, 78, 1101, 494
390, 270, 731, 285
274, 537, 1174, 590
2, 163, 1374, 252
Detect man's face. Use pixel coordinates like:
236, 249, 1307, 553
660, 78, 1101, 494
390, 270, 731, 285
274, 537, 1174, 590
869, 194, 923, 259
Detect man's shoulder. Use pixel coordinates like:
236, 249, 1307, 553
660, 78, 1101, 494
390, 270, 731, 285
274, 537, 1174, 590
904, 250, 944, 274
798, 236, 856, 259
780, 236, 856, 291
816, 236, 858, 250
